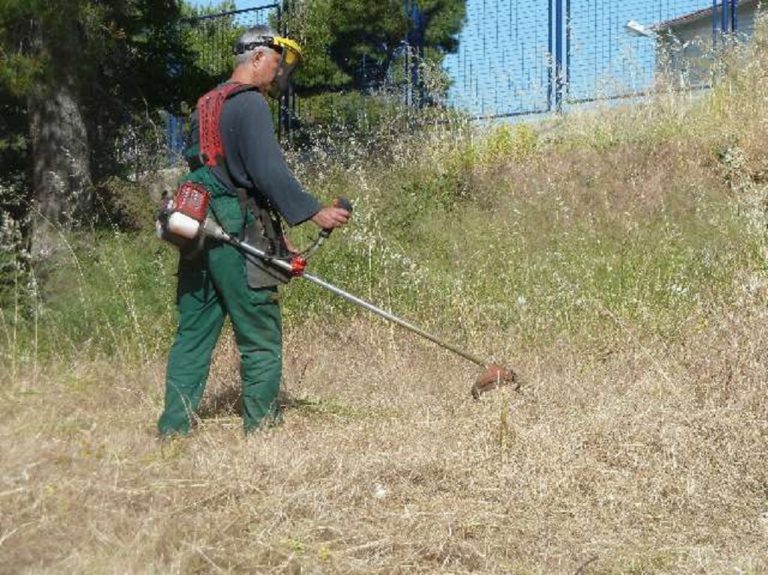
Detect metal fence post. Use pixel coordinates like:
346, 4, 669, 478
712, 0, 719, 46
548, 0, 553, 111
277, 0, 285, 142
403, 0, 426, 108
565, 0, 571, 103
716, 0, 739, 42
721, 0, 738, 34
403, 0, 411, 106
549, 0, 566, 113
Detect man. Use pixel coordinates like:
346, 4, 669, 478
158, 26, 350, 436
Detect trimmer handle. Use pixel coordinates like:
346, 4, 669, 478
334, 196, 353, 212
320, 196, 353, 238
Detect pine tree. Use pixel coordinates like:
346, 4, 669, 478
0, 0, 192, 250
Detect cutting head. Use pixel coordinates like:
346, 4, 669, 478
471, 363, 518, 399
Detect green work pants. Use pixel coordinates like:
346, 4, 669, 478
158, 240, 283, 435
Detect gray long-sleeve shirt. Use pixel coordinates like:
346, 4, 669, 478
190, 86, 321, 226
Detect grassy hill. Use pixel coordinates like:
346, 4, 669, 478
1, 25, 767, 574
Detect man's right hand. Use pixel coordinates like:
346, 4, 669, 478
311, 206, 350, 230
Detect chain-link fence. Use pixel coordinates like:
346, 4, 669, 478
184, 5, 277, 74
167, 3, 283, 160
172, 0, 755, 148
443, 0, 752, 118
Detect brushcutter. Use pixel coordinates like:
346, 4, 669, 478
177, 198, 518, 398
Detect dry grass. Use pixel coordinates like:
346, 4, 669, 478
1, 307, 766, 574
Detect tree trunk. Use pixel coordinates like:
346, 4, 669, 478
28, 14, 92, 256
29, 86, 92, 224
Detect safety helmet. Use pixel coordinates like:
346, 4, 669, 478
233, 35, 303, 98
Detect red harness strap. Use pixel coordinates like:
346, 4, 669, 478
197, 82, 258, 168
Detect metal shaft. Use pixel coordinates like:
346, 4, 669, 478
231, 237, 487, 368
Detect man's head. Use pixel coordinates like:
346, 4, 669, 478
232, 26, 302, 97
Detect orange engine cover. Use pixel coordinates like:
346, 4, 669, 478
174, 182, 210, 222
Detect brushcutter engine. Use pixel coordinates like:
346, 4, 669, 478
157, 191, 352, 278
156, 182, 213, 249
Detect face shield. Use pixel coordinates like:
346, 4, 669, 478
267, 36, 302, 98
233, 35, 303, 99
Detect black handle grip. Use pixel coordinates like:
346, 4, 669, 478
334, 196, 353, 213
321, 197, 353, 237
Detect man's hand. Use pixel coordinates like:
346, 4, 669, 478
311, 206, 350, 230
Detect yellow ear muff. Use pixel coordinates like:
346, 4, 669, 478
272, 36, 303, 66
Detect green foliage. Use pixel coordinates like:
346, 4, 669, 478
0, 52, 44, 97
481, 124, 538, 163
0, 0, 192, 105
0, 3, 38, 236
421, 195, 755, 346
95, 177, 158, 231
0, 90, 28, 201
0, 72, 31, 311
282, 0, 467, 143
298, 91, 387, 128
22, 231, 178, 362
0, 230, 26, 317
3, 121, 764, 365
177, 1, 238, 100
0, 0, 199, 201
292, 91, 415, 148
284, 0, 466, 94
281, 0, 352, 93
0, 0, 208, 289
326, 0, 409, 89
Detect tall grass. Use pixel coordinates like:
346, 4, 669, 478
3, 29, 768, 366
